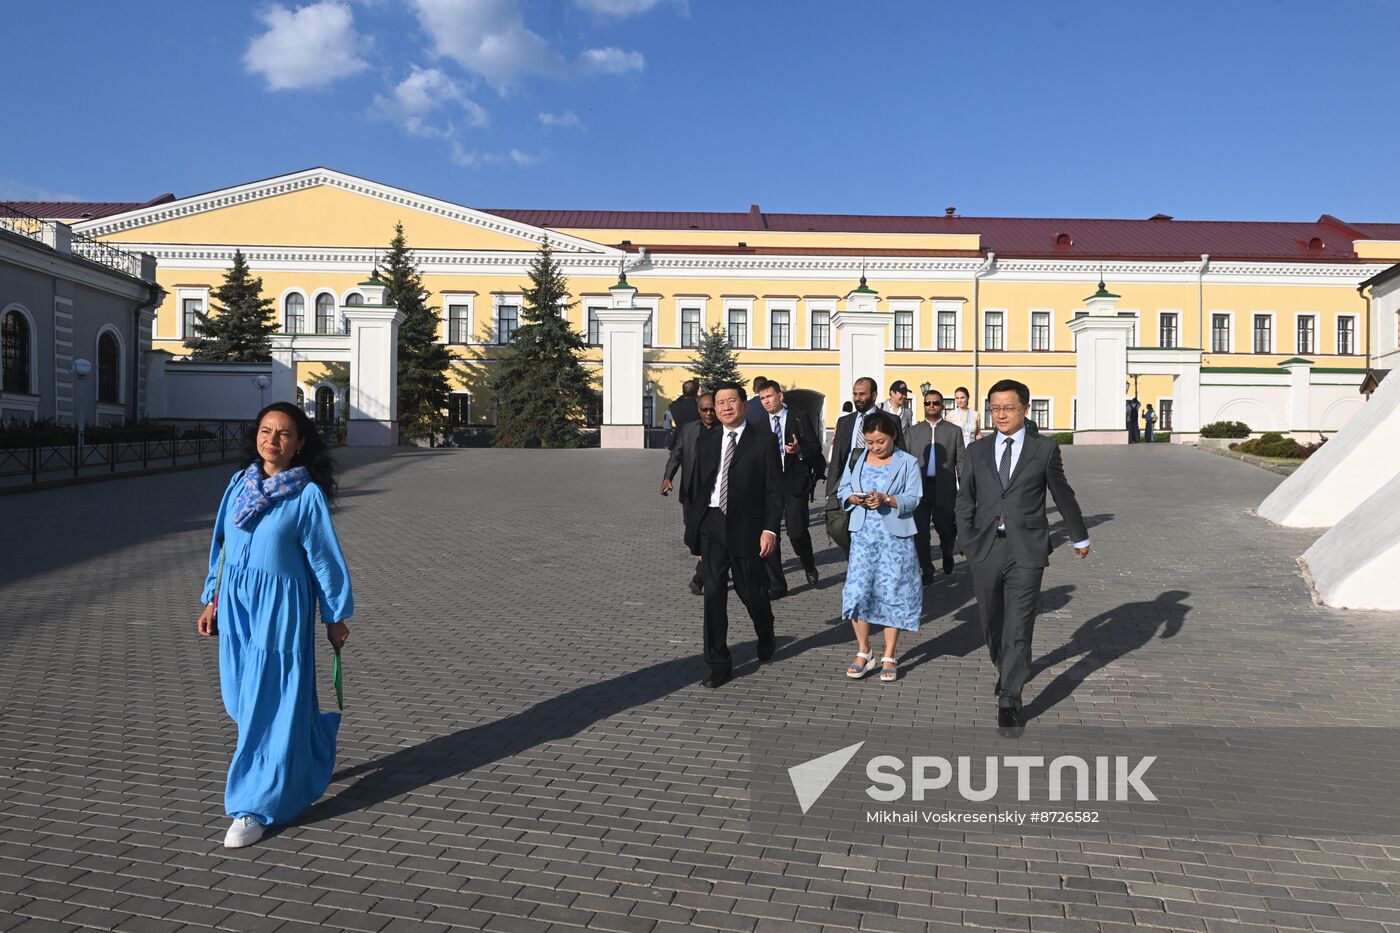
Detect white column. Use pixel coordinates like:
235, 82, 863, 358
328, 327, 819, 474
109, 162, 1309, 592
1173, 362, 1202, 438
1067, 288, 1135, 444
596, 307, 652, 449
1280, 358, 1313, 434
833, 310, 894, 403
344, 305, 405, 446
268, 336, 298, 407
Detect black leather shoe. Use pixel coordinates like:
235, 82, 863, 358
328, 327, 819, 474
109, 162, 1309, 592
993, 678, 1002, 697
768, 586, 789, 601
804, 569, 819, 586
921, 570, 934, 588
757, 643, 776, 663
997, 706, 1024, 730
703, 670, 732, 688
688, 578, 704, 596
943, 555, 954, 575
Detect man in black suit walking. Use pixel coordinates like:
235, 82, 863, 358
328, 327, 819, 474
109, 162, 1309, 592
756, 380, 821, 596
685, 382, 783, 688
905, 388, 965, 586
661, 391, 716, 594
956, 379, 1091, 729
825, 377, 904, 555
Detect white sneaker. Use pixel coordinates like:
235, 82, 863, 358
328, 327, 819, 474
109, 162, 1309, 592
223, 816, 264, 848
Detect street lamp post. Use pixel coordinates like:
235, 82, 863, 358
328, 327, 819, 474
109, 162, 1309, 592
72, 358, 92, 446
253, 374, 271, 410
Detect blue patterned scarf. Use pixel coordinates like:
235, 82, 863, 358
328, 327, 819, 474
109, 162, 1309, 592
231, 463, 311, 530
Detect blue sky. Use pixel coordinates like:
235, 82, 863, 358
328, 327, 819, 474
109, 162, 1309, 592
3, 0, 1397, 221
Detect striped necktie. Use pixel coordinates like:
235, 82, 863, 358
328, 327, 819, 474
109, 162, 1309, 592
853, 411, 867, 449
998, 436, 1014, 491
717, 430, 737, 513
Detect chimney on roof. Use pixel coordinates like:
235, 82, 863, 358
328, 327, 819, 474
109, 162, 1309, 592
1149, 213, 1173, 221
749, 204, 766, 230
945, 207, 957, 217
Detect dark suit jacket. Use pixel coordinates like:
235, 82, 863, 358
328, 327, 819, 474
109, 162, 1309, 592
955, 429, 1088, 569
685, 424, 784, 558
905, 418, 965, 508
662, 420, 712, 504
760, 407, 821, 496
825, 409, 906, 500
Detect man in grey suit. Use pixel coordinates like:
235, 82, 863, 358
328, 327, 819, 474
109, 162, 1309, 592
905, 389, 964, 586
956, 379, 1090, 730
662, 392, 716, 594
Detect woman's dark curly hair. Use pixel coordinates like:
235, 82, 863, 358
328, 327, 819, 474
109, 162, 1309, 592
241, 402, 338, 501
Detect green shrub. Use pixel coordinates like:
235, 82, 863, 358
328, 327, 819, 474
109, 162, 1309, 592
1049, 432, 1074, 445
1152, 432, 1171, 443
1237, 432, 1303, 458
1201, 420, 1251, 439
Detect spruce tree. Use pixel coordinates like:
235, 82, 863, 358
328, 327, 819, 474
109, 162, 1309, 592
382, 223, 451, 443
187, 250, 277, 361
689, 323, 743, 391
490, 240, 595, 448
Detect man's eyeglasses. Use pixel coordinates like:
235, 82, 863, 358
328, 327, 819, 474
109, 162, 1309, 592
989, 406, 1024, 415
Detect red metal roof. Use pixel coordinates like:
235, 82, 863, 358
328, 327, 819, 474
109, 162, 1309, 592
4, 194, 175, 220
485, 208, 1393, 262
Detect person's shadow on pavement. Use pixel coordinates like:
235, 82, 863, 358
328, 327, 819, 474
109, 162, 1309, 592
1024, 589, 1190, 721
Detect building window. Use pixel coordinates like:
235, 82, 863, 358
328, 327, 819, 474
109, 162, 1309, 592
296, 386, 305, 408
315, 386, 336, 424
447, 393, 470, 425
1297, 316, 1315, 355
1211, 313, 1231, 352
894, 311, 913, 350
937, 310, 956, 350
497, 304, 519, 344
642, 395, 655, 426
811, 309, 831, 350
587, 306, 602, 346
681, 307, 701, 348
771, 310, 791, 349
1160, 399, 1173, 431
315, 294, 336, 334
586, 392, 603, 425
2, 310, 31, 394
284, 293, 305, 333
1253, 314, 1272, 354
448, 304, 470, 344
1338, 316, 1355, 355
345, 293, 364, 306
1031, 311, 1051, 351
728, 308, 748, 348
1159, 312, 1178, 349
643, 310, 653, 348
182, 297, 203, 340
984, 311, 1004, 351
1030, 398, 1050, 429
97, 332, 120, 404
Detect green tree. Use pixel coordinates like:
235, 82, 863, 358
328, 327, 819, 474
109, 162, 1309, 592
382, 223, 451, 443
688, 323, 743, 391
187, 250, 278, 361
490, 240, 595, 448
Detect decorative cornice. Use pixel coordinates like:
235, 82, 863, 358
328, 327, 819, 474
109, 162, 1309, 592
73, 168, 619, 256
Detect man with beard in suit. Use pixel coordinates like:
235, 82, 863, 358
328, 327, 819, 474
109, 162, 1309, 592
756, 380, 821, 596
957, 379, 1090, 730
905, 388, 965, 586
825, 377, 904, 554
684, 382, 783, 688
662, 391, 717, 594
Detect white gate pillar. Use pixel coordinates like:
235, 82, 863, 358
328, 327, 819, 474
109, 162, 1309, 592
833, 275, 893, 404
596, 273, 651, 449
343, 275, 404, 446
1068, 279, 1135, 444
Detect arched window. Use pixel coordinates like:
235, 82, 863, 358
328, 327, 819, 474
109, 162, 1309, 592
1, 310, 32, 394
285, 293, 305, 333
315, 294, 335, 334
345, 293, 364, 306
296, 386, 306, 408
97, 331, 120, 403
315, 386, 336, 424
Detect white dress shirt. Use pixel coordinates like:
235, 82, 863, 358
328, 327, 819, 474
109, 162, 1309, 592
993, 425, 1090, 549
708, 421, 777, 537
770, 406, 789, 467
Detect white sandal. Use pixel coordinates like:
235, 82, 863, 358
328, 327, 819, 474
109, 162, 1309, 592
846, 650, 878, 679
879, 657, 898, 683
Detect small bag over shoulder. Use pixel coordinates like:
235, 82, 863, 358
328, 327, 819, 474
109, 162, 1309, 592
824, 449, 865, 553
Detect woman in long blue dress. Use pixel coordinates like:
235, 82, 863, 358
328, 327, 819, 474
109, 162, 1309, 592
196, 402, 353, 848
838, 409, 923, 683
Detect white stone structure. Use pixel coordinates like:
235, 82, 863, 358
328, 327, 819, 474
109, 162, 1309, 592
833, 276, 892, 400
596, 274, 652, 449
343, 277, 404, 446
145, 355, 274, 420
1300, 474, 1400, 610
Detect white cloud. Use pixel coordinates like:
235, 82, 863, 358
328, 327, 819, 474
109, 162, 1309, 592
243, 2, 370, 91
538, 110, 582, 129
410, 0, 564, 87
571, 0, 675, 15
450, 141, 542, 169
371, 66, 487, 138
579, 46, 645, 74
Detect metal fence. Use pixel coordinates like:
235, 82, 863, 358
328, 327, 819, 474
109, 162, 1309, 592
0, 419, 342, 484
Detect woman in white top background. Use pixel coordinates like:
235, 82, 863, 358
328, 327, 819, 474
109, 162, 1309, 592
947, 385, 981, 446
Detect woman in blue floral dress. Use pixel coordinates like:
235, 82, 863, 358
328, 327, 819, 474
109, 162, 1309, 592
838, 410, 924, 682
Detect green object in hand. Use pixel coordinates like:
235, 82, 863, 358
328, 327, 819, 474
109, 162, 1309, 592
332, 652, 344, 711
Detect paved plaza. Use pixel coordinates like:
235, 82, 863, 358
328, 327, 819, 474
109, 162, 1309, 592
3, 444, 1400, 933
